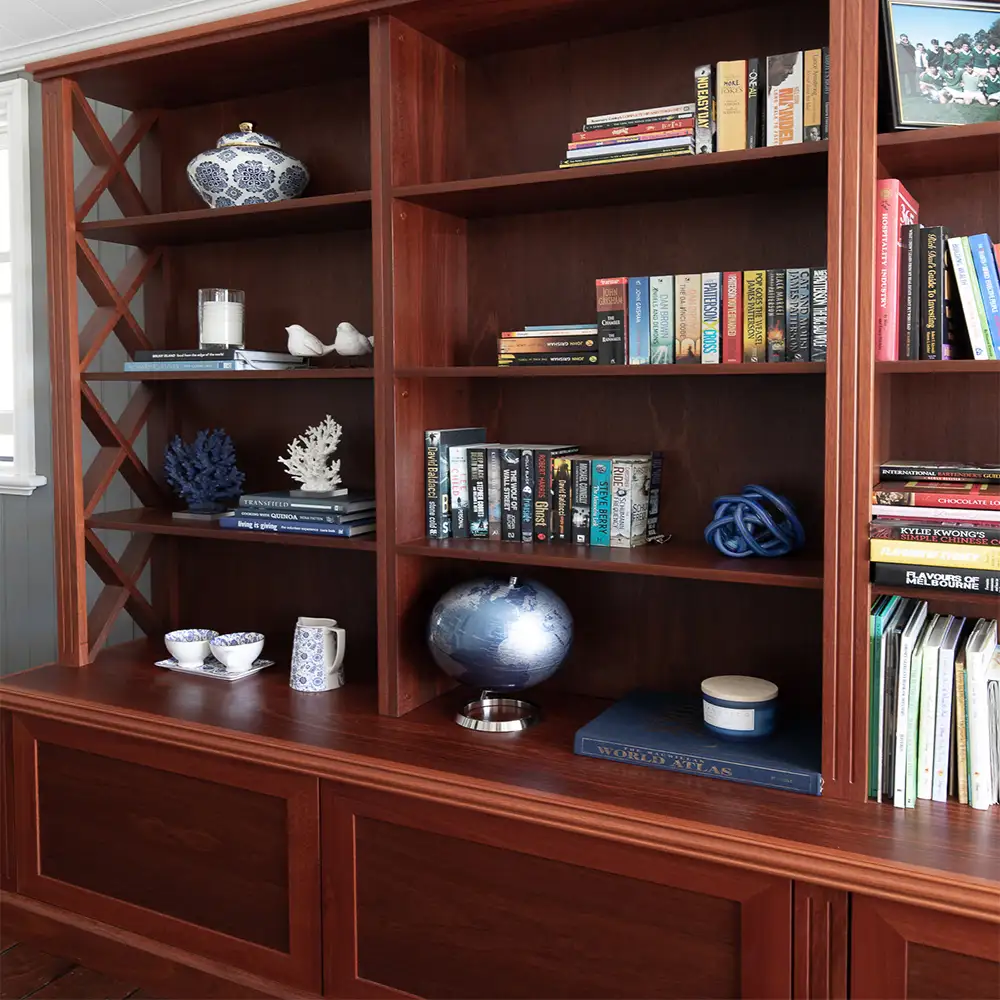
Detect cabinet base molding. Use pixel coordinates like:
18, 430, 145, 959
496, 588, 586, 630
0, 892, 319, 1000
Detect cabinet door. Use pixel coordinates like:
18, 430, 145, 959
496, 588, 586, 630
851, 896, 1000, 999
12, 714, 322, 992
322, 783, 792, 999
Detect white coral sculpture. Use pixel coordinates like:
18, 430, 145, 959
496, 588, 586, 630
278, 415, 343, 493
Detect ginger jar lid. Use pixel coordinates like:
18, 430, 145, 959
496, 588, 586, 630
701, 675, 778, 704
216, 121, 282, 149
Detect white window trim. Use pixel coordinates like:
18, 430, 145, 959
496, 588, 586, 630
0, 77, 45, 497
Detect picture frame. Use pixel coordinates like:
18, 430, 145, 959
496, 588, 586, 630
882, 0, 1000, 128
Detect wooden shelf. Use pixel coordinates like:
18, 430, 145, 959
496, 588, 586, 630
392, 143, 828, 218
877, 122, 1000, 180
2, 643, 997, 895
876, 360, 1000, 374
872, 583, 1000, 611
397, 538, 823, 590
78, 191, 372, 246
88, 508, 378, 551
396, 362, 825, 378
83, 368, 374, 381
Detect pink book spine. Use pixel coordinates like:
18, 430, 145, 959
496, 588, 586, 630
875, 179, 919, 361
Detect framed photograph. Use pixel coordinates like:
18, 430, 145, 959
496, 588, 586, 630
882, 0, 1000, 128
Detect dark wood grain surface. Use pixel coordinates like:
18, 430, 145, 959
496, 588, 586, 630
877, 122, 1000, 181
82, 368, 374, 381
2, 643, 998, 896
396, 362, 827, 377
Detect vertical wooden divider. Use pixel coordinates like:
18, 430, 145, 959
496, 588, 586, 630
822, 0, 880, 799
42, 78, 88, 667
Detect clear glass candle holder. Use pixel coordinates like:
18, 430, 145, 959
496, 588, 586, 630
198, 288, 245, 348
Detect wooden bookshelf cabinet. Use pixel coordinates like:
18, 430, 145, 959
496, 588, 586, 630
0, 0, 997, 997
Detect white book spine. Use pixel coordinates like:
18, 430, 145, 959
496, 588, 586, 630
585, 103, 694, 126
894, 605, 927, 806
448, 445, 470, 535
609, 460, 634, 547
931, 622, 960, 802
701, 272, 721, 364
967, 621, 997, 810
905, 627, 928, 808
947, 238, 991, 360
916, 628, 941, 800
650, 276, 675, 364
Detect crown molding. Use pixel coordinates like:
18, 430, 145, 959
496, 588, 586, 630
0, 0, 290, 75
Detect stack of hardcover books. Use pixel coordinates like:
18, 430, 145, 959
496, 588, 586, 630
871, 461, 1000, 595
498, 325, 599, 367
219, 490, 376, 538
559, 103, 695, 169
124, 348, 308, 373
875, 178, 1000, 361
594, 269, 827, 365
425, 427, 661, 548
696, 49, 829, 154
868, 599, 998, 810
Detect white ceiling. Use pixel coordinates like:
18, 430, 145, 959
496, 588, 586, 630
0, 0, 292, 74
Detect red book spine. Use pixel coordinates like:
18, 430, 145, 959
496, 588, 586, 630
570, 118, 695, 142
875, 484, 1000, 509
722, 271, 742, 362
875, 179, 919, 361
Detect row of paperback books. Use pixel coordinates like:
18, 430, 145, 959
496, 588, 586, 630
876, 179, 1000, 361
125, 348, 308, 372
559, 49, 829, 169
591, 270, 827, 366
868, 601, 998, 811
424, 428, 661, 547
870, 461, 1000, 595
217, 490, 376, 538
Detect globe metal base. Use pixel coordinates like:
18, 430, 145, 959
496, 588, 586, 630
455, 691, 540, 732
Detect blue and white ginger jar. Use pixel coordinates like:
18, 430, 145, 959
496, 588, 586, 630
186, 121, 310, 209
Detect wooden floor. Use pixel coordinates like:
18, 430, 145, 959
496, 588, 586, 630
0, 934, 151, 1000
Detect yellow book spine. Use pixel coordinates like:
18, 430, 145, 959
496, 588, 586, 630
955, 655, 968, 804
743, 270, 766, 361
870, 539, 1000, 571
803, 49, 823, 141
716, 60, 747, 152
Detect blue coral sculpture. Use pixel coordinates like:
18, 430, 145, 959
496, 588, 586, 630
164, 429, 245, 512
705, 484, 805, 558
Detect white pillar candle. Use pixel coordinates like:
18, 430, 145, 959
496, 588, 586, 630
200, 301, 244, 346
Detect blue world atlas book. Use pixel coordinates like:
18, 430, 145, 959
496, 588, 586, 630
574, 691, 823, 796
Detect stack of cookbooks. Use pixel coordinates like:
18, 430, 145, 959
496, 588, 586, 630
124, 347, 308, 373
559, 102, 695, 169
219, 490, 376, 538
870, 460, 1000, 595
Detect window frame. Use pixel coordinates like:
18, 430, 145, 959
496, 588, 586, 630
0, 77, 45, 497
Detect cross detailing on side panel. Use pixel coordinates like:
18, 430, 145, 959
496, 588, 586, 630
43, 77, 166, 664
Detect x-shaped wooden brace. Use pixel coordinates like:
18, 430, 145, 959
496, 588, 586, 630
71, 81, 156, 224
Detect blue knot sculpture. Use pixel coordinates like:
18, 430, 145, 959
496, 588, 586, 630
705, 484, 805, 558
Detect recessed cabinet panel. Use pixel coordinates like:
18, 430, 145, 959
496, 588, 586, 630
13, 716, 322, 992
323, 784, 793, 999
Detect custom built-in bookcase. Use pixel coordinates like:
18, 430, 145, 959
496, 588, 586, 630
1, 1, 998, 997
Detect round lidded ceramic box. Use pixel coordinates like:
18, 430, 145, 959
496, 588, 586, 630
186, 121, 310, 209
700, 675, 778, 740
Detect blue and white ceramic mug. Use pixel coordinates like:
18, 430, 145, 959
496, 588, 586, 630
290, 617, 346, 693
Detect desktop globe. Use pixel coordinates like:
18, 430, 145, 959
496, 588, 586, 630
427, 576, 574, 731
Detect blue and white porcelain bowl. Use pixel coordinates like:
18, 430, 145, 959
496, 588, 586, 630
165, 628, 218, 667
186, 122, 310, 210
210, 631, 265, 672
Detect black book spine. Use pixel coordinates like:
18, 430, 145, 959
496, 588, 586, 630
533, 449, 552, 543
596, 279, 627, 365
899, 225, 920, 360
765, 268, 786, 362
785, 267, 812, 360
425, 432, 440, 538
553, 457, 572, 541
810, 268, 828, 362
646, 451, 663, 539
920, 226, 950, 360
821, 46, 830, 140
520, 449, 535, 543
746, 57, 761, 148
468, 447, 488, 539
873, 563, 1000, 595
878, 462, 1000, 483
571, 459, 591, 544
695, 64, 715, 153
501, 449, 521, 542
870, 520, 1000, 544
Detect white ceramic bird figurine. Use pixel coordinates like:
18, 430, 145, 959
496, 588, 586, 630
333, 321, 373, 356
285, 324, 335, 358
